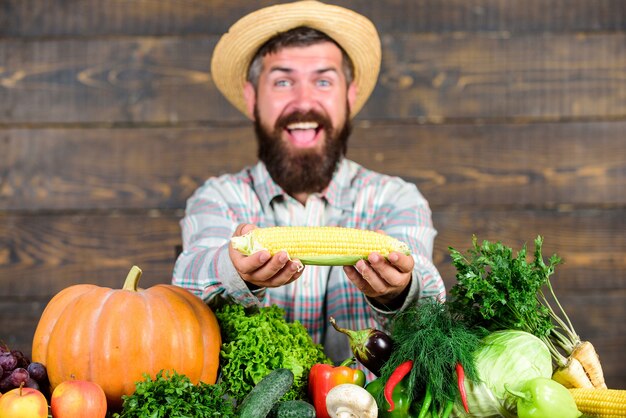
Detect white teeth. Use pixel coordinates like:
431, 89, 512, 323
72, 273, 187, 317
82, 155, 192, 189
286, 122, 319, 130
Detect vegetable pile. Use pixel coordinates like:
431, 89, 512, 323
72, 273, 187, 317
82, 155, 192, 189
448, 236, 607, 390
215, 304, 330, 403
343, 235, 618, 417
24, 232, 623, 417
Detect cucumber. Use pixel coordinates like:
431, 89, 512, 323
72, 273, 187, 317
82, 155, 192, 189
268, 400, 316, 418
237, 368, 294, 418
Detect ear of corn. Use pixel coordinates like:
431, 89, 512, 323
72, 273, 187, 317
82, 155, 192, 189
230, 226, 411, 266
569, 388, 626, 418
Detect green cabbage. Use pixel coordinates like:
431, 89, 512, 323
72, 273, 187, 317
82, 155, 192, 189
454, 330, 553, 418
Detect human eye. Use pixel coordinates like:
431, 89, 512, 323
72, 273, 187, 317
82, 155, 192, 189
274, 78, 292, 87
316, 78, 332, 88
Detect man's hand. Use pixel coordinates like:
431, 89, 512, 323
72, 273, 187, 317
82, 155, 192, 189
343, 251, 414, 310
229, 223, 304, 289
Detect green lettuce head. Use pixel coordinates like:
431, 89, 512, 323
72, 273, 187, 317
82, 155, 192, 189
216, 304, 331, 403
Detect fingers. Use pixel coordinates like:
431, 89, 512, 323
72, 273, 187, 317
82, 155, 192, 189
357, 259, 388, 294
252, 251, 298, 282
343, 265, 372, 293
386, 251, 414, 272
230, 241, 304, 288
231, 247, 271, 275
234, 222, 256, 236
230, 223, 302, 287
263, 258, 305, 287
344, 252, 414, 298
368, 252, 414, 287
343, 260, 386, 296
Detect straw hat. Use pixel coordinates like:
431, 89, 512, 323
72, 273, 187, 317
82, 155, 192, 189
210, 1, 381, 118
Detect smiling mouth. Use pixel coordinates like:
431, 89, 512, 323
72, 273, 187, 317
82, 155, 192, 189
285, 121, 322, 147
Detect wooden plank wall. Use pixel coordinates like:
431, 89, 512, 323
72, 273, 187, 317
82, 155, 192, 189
1, 0, 625, 388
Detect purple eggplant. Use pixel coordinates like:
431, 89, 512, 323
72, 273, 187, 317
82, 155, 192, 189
330, 316, 393, 376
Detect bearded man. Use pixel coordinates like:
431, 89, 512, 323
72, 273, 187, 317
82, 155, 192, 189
172, 1, 445, 365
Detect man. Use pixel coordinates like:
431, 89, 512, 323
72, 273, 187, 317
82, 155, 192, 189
172, 1, 445, 364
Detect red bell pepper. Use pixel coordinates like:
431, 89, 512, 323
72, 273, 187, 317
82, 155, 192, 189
308, 357, 366, 418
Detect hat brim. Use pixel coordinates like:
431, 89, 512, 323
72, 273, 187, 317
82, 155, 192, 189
210, 1, 381, 118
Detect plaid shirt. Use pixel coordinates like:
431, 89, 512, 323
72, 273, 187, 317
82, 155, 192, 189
173, 158, 445, 364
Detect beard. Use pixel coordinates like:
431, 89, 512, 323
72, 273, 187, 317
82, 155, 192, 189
254, 104, 352, 196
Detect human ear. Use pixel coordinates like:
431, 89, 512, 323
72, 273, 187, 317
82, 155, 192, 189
347, 82, 357, 113
243, 82, 257, 120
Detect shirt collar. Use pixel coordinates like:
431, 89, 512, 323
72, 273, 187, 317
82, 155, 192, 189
322, 158, 354, 210
252, 158, 355, 210
251, 162, 284, 208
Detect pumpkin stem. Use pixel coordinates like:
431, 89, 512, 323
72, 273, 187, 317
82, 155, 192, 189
123, 266, 143, 291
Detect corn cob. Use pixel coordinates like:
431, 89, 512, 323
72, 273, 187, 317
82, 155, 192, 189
230, 226, 411, 266
569, 388, 626, 418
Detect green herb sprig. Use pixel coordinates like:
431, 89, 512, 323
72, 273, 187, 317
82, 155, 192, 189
113, 370, 235, 418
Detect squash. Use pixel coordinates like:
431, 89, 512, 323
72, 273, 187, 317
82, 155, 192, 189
31, 266, 221, 410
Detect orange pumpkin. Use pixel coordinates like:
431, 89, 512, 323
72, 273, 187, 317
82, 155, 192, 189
31, 266, 221, 410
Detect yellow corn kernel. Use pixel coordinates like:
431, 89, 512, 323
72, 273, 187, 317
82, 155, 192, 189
231, 226, 411, 266
569, 388, 626, 418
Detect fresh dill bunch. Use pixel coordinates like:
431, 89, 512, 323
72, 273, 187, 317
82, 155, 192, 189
378, 299, 485, 411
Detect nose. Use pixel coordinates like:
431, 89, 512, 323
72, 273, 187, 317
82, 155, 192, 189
289, 82, 316, 113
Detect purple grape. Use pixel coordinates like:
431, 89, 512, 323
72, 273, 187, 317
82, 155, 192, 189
0, 376, 13, 392
24, 377, 40, 390
27, 362, 48, 382
11, 350, 29, 368
0, 353, 17, 371
8, 367, 29, 387
0, 365, 3, 377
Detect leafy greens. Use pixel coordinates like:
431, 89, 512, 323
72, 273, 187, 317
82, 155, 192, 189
113, 370, 235, 418
448, 235, 579, 368
215, 304, 331, 403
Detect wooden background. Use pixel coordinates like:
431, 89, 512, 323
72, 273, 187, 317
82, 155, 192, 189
1, 0, 625, 389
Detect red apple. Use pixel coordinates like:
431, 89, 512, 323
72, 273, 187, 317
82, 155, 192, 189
0, 385, 49, 418
51, 379, 107, 418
